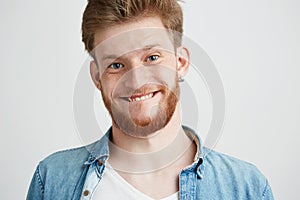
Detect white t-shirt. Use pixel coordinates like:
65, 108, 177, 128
92, 163, 179, 200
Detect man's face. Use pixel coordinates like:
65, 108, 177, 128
91, 16, 185, 137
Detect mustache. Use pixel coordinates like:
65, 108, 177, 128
131, 84, 166, 96
115, 83, 168, 98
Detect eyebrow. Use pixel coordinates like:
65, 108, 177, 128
100, 44, 162, 61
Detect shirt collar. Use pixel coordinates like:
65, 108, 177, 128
182, 125, 204, 160
85, 125, 204, 165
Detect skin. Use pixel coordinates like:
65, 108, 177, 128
90, 15, 196, 199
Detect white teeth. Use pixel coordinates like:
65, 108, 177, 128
129, 92, 154, 102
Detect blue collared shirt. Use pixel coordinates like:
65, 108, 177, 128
27, 126, 274, 200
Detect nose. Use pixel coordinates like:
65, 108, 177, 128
123, 62, 151, 90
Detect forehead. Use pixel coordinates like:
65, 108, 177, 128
92, 16, 175, 60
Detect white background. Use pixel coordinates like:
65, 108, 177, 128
1, 0, 299, 199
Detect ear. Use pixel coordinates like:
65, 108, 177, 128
90, 60, 101, 90
176, 46, 190, 77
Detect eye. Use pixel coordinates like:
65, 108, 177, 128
146, 55, 159, 62
108, 63, 124, 69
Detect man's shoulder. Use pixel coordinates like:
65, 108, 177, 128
204, 148, 264, 174
197, 148, 273, 198
28, 144, 97, 199
203, 148, 267, 184
43, 145, 88, 161
38, 143, 94, 172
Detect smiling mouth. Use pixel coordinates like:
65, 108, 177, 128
128, 91, 160, 102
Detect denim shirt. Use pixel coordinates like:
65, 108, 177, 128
27, 126, 274, 200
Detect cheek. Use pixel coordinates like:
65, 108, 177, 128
99, 80, 112, 97
101, 75, 123, 98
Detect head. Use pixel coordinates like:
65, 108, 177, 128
81, 0, 190, 137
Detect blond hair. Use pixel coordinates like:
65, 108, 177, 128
82, 0, 183, 53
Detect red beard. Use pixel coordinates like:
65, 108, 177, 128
100, 77, 180, 137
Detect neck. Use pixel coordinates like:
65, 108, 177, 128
108, 103, 196, 173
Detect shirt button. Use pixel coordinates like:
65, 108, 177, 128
83, 190, 89, 196
98, 160, 104, 166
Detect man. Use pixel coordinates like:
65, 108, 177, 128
27, 0, 274, 199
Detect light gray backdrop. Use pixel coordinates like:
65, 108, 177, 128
1, 0, 299, 199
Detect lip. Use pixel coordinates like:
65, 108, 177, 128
117, 83, 166, 102
119, 90, 161, 102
